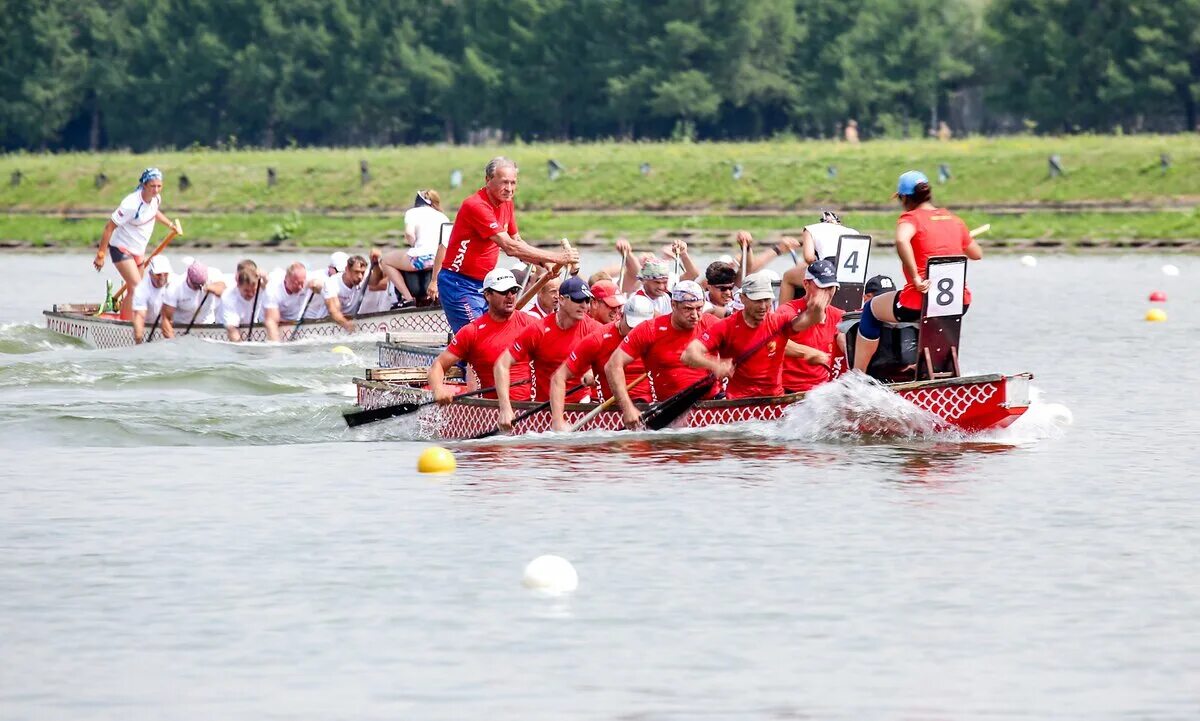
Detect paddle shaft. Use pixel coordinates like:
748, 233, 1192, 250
570, 373, 648, 432
288, 290, 318, 342
143, 311, 161, 344
516, 264, 562, 310
113, 224, 181, 302
344, 378, 532, 428
184, 290, 212, 335
244, 281, 262, 342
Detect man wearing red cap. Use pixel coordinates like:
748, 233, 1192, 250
428, 267, 535, 403
588, 279, 625, 323
494, 276, 601, 431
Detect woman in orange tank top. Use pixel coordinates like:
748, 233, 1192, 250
852, 170, 983, 373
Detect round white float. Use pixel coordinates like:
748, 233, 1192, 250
522, 555, 578, 594
1162, 264, 1180, 277
1020, 255, 1038, 267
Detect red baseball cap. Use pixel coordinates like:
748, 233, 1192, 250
590, 279, 626, 308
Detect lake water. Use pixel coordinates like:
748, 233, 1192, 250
1, 251, 1197, 720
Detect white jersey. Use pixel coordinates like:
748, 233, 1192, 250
357, 284, 393, 315
110, 190, 162, 256
634, 288, 672, 317
263, 276, 311, 321
219, 286, 263, 328
404, 205, 451, 258
321, 271, 365, 317
131, 274, 176, 322
804, 221, 861, 262
164, 270, 224, 326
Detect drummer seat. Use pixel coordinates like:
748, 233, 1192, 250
400, 269, 434, 307
843, 316, 920, 383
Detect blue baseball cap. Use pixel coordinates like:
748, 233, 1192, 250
894, 170, 929, 197
804, 260, 839, 288
558, 276, 593, 301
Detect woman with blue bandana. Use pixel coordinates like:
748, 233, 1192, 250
94, 168, 181, 319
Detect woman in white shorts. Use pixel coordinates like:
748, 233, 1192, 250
379, 189, 450, 307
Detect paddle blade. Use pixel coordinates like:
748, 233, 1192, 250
643, 375, 714, 431
343, 402, 421, 428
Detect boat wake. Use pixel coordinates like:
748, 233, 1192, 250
0, 322, 86, 355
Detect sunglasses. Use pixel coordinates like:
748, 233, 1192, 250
565, 295, 593, 304
487, 287, 519, 296
711, 284, 735, 292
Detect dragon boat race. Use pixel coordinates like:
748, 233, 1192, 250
3, 0, 1199, 717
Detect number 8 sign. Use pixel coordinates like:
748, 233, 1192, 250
924, 257, 966, 318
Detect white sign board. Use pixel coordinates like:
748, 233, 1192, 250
925, 259, 966, 318
835, 235, 871, 284
439, 222, 453, 247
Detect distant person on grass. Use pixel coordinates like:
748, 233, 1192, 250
93, 168, 181, 320
437, 157, 578, 333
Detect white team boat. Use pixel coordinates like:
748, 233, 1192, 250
43, 303, 451, 349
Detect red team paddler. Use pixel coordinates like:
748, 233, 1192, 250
494, 276, 601, 430
682, 271, 834, 399
781, 260, 845, 394
427, 268, 535, 402
548, 294, 658, 431
606, 280, 717, 429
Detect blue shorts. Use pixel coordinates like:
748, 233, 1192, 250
109, 245, 142, 264
411, 254, 435, 271
438, 269, 486, 334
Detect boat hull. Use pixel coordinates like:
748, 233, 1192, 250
353, 372, 1033, 439
44, 305, 451, 349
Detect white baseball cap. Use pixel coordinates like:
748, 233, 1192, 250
328, 251, 349, 273
483, 267, 520, 292
623, 293, 656, 328
741, 271, 775, 301
148, 255, 173, 275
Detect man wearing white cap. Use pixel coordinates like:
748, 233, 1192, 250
427, 268, 537, 404
161, 260, 227, 338
606, 280, 718, 429
681, 270, 833, 399
549, 294, 656, 431
131, 255, 176, 344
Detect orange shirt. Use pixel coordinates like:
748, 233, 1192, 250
897, 207, 973, 311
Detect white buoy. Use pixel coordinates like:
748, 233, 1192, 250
1162, 264, 1180, 277
1020, 255, 1038, 267
522, 555, 578, 594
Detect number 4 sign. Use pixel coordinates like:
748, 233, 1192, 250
834, 235, 871, 284
924, 257, 966, 318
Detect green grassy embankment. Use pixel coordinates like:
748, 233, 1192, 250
1, 136, 1198, 250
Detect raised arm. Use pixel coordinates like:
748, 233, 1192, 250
492, 232, 578, 269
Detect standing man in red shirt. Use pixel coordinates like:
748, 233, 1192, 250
428, 268, 536, 403
606, 281, 717, 430
681, 271, 833, 399
782, 260, 845, 394
437, 156, 579, 333
854, 170, 982, 371
494, 276, 601, 431
549, 294, 656, 431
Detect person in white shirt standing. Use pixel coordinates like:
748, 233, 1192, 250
131, 255, 175, 344
801, 210, 860, 264
262, 262, 322, 341
321, 254, 370, 332
378, 190, 450, 307
161, 261, 228, 338
93, 168, 181, 320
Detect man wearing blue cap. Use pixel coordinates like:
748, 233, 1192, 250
493, 275, 602, 431
853, 170, 982, 372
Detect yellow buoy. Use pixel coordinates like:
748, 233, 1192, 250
1145, 308, 1168, 322
331, 345, 353, 355
417, 446, 457, 474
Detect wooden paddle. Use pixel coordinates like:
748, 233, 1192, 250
468, 381, 589, 440
113, 220, 183, 303
569, 373, 648, 432
184, 290, 212, 335
143, 311, 162, 344
515, 263, 563, 310
969, 223, 990, 238
561, 238, 579, 277
344, 378, 532, 428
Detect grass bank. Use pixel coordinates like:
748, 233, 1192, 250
1, 136, 1197, 213
4, 208, 1198, 252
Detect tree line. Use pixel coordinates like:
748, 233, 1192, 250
1, 0, 1197, 152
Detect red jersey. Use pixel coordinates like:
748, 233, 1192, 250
447, 311, 535, 400
566, 322, 652, 403
443, 187, 519, 281
897, 207, 973, 311
781, 299, 845, 393
511, 313, 601, 402
619, 315, 717, 400
699, 306, 798, 399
